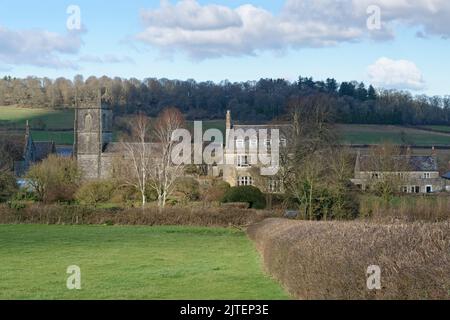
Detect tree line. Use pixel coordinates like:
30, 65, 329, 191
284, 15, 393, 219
1, 75, 450, 125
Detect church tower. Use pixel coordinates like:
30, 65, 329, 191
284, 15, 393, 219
74, 91, 113, 179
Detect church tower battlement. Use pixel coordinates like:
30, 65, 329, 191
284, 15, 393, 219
74, 91, 113, 179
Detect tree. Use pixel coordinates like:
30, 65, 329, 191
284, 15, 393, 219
116, 113, 153, 208
148, 107, 186, 208
0, 170, 18, 202
26, 155, 80, 203
366, 143, 409, 201
367, 85, 377, 100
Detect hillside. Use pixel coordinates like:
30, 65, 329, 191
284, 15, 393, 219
2, 106, 450, 147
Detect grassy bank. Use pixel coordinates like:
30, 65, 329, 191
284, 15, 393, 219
0, 224, 288, 300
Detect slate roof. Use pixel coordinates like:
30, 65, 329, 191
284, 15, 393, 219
358, 155, 438, 172
34, 142, 56, 161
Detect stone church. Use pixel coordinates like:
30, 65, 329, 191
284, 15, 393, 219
74, 96, 114, 179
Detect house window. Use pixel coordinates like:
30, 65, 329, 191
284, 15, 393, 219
411, 186, 420, 193
237, 155, 250, 167
236, 139, 244, 148
401, 186, 408, 193
426, 185, 432, 193
268, 178, 282, 193
280, 138, 287, 147
372, 173, 380, 179
250, 139, 258, 148
264, 139, 271, 148
423, 172, 431, 179
238, 176, 253, 186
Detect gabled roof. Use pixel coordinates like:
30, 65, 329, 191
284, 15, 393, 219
358, 155, 438, 172
34, 142, 56, 161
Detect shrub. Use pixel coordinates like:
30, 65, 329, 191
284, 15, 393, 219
0, 203, 278, 227
25, 155, 79, 203
359, 194, 450, 222
75, 180, 116, 205
202, 180, 230, 202
248, 218, 450, 300
174, 177, 200, 201
0, 171, 18, 202
222, 186, 266, 209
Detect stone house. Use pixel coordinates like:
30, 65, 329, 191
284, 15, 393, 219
218, 110, 290, 193
351, 152, 447, 194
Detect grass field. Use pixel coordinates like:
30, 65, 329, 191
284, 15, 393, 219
0, 106, 74, 130
419, 125, 450, 133
336, 124, 450, 146
3, 106, 450, 147
0, 225, 288, 300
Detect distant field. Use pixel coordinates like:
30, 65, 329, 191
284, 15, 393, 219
30, 131, 74, 145
0, 106, 74, 130
0, 225, 288, 300
2, 106, 450, 147
419, 125, 450, 133
336, 124, 450, 146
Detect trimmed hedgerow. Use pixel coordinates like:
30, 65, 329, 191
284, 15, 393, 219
222, 186, 266, 209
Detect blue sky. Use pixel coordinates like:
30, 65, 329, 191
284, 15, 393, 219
0, 0, 449, 96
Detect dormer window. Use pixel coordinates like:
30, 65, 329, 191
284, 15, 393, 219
237, 155, 250, 167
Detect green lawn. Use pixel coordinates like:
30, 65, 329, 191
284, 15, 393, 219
0, 225, 288, 300
419, 125, 450, 133
30, 130, 74, 145
336, 124, 450, 146
0, 106, 74, 130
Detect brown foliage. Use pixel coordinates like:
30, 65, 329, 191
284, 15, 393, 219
0, 204, 276, 227
359, 195, 450, 222
248, 218, 450, 300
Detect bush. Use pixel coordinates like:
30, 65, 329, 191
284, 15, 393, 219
0, 171, 18, 202
248, 218, 450, 300
75, 180, 116, 205
359, 194, 450, 222
0, 203, 278, 227
174, 177, 200, 201
26, 155, 79, 203
222, 186, 266, 209
202, 180, 230, 202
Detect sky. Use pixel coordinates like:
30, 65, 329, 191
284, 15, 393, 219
0, 0, 449, 96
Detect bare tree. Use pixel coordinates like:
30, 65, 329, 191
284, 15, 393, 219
148, 108, 185, 208
118, 113, 153, 208
366, 143, 409, 201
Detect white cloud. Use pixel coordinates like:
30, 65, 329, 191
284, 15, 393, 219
367, 57, 426, 91
141, 0, 242, 30
0, 26, 82, 69
136, 0, 450, 59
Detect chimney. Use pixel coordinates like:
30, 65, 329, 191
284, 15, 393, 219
25, 120, 30, 138
432, 146, 437, 156
226, 110, 231, 130
406, 146, 411, 156
24, 120, 31, 154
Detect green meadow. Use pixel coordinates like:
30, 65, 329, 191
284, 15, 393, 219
0, 225, 288, 300
336, 124, 450, 146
